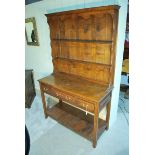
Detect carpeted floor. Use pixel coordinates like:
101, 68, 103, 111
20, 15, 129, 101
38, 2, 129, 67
25, 91, 129, 155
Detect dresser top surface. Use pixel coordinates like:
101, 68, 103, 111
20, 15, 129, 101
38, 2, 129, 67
39, 73, 112, 103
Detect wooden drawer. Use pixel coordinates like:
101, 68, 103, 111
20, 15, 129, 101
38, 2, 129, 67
76, 100, 94, 113
57, 91, 94, 113
41, 83, 94, 113
41, 83, 57, 97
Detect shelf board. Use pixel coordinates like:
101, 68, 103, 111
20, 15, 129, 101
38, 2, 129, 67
55, 57, 112, 67
46, 102, 107, 141
53, 38, 112, 44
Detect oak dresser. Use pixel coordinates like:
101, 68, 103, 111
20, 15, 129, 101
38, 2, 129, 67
39, 5, 119, 148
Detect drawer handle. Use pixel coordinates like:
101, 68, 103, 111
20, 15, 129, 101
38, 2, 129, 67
83, 104, 88, 115
44, 88, 48, 91
86, 105, 88, 115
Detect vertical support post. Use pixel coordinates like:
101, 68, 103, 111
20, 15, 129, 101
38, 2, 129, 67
40, 84, 48, 119
106, 101, 111, 130
93, 104, 99, 148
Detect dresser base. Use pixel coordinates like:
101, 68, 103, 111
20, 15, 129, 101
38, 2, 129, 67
46, 102, 107, 145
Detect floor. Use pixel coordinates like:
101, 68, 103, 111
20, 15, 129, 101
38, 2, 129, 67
25, 91, 129, 155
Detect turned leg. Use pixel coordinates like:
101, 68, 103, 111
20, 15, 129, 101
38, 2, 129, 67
40, 86, 48, 118
106, 101, 111, 130
93, 104, 99, 148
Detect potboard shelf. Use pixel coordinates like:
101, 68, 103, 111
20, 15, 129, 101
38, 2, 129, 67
46, 102, 107, 141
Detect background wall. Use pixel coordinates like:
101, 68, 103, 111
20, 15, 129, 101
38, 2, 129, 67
25, 0, 128, 127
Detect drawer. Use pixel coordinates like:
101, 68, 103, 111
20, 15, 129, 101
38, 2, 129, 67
41, 83, 94, 113
41, 84, 58, 98
54, 91, 94, 113
76, 100, 94, 113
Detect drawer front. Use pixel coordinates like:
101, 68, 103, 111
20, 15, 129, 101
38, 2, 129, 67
41, 83, 94, 113
55, 91, 94, 113
78, 100, 94, 113
41, 84, 57, 97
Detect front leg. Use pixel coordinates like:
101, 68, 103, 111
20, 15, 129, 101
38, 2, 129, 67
40, 84, 48, 118
105, 101, 111, 130
93, 104, 99, 148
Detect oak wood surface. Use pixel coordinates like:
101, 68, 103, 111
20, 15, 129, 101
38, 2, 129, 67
39, 72, 113, 103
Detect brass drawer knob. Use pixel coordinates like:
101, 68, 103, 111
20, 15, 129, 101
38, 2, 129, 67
86, 105, 88, 115
44, 88, 48, 91
83, 104, 88, 115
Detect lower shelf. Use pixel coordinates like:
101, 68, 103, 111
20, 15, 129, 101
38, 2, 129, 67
46, 102, 107, 141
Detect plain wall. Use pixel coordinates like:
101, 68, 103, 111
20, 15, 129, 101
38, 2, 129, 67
25, 0, 128, 127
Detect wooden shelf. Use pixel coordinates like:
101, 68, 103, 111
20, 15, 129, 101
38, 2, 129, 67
53, 38, 112, 44
46, 102, 107, 141
55, 57, 112, 67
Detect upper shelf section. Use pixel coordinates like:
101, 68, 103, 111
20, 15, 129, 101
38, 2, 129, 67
52, 41, 112, 65
46, 5, 119, 85
47, 12, 114, 41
